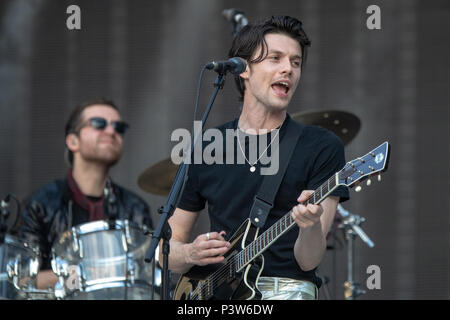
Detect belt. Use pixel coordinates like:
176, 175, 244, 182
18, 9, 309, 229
257, 277, 318, 300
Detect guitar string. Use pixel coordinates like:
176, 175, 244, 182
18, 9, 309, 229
191, 224, 273, 299
191, 211, 295, 299
191, 176, 337, 299
191, 209, 298, 299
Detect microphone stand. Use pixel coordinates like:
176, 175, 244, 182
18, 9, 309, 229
337, 204, 374, 300
145, 71, 226, 300
222, 9, 248, 39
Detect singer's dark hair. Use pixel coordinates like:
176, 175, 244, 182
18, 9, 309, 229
64, 98, 119, 166
228, 15, 311, 101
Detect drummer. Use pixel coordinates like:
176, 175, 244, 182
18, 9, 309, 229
18, 98, 153, 290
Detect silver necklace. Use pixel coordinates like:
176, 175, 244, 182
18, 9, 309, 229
236, 127, 280, 173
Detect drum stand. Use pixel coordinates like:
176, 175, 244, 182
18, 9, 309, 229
337, 204, 374, 300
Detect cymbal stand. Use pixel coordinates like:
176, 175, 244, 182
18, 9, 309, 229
337, 204, 374, 300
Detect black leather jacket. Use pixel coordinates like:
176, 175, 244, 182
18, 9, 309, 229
18, 179, 152, 269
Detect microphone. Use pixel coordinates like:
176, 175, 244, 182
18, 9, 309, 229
205, 57, 246, 75
222, 8, 248, 36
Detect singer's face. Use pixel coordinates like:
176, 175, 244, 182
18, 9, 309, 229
69, 105, 124, 167
240, 33, 302, 111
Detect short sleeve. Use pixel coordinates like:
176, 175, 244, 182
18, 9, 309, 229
177, 164, 207, 212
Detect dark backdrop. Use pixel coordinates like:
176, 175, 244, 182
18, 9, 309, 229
1, 0, 449, 299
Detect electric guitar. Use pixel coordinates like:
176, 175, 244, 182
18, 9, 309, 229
174, 141, 391, 300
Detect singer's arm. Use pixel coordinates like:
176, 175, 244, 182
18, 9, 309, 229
159, 208, 230, 274
293, 194, 339, 271
159, 208, 198, 274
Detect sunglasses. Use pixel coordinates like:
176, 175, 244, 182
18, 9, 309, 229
76, 117, 129, 135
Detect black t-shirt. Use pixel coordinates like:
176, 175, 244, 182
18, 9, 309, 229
177, 114, 349, 287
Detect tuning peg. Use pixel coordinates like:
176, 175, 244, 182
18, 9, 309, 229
366, 179, 372, 186
378, 174, 381, 182
355, 185, 362, 192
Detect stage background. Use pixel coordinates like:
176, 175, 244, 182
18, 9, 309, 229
1, 0, 449, 299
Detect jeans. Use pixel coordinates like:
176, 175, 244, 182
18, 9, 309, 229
257, 277, 318, 300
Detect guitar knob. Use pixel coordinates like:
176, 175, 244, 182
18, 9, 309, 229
355, 185, 362, 192
366, 179, 372, 186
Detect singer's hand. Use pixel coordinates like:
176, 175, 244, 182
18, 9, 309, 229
291, 190, 324, 229
185, 231, 231, 266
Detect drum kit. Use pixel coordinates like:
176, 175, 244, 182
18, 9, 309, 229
51, 220, 158, 300
1, 195, 160, 300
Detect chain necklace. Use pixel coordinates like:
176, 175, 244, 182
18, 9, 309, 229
236, 127, 280, 173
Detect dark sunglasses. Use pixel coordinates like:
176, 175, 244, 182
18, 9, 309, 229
76, 117, 129, 135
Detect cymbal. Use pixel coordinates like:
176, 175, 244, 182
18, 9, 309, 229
137, 158, 179, 196
291, 110, 360, 146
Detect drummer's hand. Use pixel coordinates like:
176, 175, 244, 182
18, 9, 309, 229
186, 231, 231, 266
36, 270, 59, 289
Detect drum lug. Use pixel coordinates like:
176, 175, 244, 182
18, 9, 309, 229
29, 257, 39, 278
72, 226, 83, 258
125, 220, 132, 246
6, 255, 21, 290
54, 280, 67, 299
52, 257, 69, 277
127, 257, 136, 282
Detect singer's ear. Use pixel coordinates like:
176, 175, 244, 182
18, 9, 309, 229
239, 61, 250, 80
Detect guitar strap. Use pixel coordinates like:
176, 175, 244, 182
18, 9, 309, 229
249, 118, 303, 228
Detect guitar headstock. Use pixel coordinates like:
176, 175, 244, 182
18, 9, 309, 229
338, 142, 390, 189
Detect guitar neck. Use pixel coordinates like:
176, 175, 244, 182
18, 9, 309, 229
235, 172, 339, 272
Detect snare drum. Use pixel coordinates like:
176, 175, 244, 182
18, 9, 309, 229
51, 220, 157, 300
0, 234, 40, 299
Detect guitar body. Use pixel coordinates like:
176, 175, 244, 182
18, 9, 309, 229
174, 219, 264, 300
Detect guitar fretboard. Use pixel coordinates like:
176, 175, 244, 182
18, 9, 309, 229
234, 173, 338, 271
